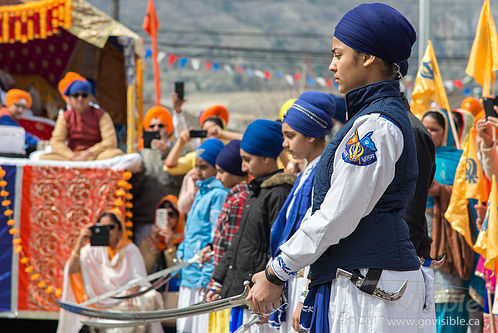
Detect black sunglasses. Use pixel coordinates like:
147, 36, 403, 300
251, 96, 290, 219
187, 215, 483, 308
150, 123, 165, 128
71, 93, 89, 99
167, 210, 178, 217
108, 224, 117, 230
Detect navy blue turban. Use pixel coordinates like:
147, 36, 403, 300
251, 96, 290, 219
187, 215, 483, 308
334, 3, 416, 76
331, 94, 347, 123
284, 91, 336, 138
216, 139, 246, 176
241, 119, 283, 158
197, 138, 224, 168
64, 80, 93, 96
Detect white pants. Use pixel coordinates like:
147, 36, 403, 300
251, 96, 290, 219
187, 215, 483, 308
328, 268, 436, 333
177, 286, 209, 333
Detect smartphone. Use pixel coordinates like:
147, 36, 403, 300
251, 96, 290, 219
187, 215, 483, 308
143, 130, 161, 148
483, 97, 497, 119
175, 81, 184, 100
155, 208, 167, 229
90, 224, 110, 246
189, 129, 207, 138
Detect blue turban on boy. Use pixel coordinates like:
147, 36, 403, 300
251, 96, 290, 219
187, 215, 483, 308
284, 91, 336, 138
64, 80, 93, 96
197, 138, 224, 168
216, 140, 246, 176
241, 119, 283, 158
334, 3, 416, 76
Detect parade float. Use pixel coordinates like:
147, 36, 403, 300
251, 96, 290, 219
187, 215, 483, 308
0, 0, 144, 320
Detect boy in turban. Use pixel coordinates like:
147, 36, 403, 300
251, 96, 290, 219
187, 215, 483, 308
176, 139, 228, 333
249, 4, 435, 332
0, 88, 39, 155
211, 119, 295, 333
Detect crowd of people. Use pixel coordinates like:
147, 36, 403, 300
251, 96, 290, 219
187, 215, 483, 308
2, 2, 498, 333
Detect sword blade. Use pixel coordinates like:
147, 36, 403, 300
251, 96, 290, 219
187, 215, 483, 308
80, 254, 199, 306
58, 281, 251, 323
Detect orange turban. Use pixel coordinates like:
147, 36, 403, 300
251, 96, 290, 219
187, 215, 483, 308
6, 89, 32, 108
461, 97, 483, 117
199, 105, 229, 127
58, 72, 86, 98
143, 106, 174, 136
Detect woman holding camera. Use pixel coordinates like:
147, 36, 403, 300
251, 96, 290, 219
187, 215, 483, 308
57, 209, 164, 333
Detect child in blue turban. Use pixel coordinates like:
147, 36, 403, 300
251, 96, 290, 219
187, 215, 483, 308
177, 138, 228, 333
268, 91, 336, 330
249, 4, 434, 333
210, 119, 295, 332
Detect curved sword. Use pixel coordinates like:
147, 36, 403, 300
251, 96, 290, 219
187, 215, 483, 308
58, 281, 251, 325
80, 253, 201, 306
419, 254, 446, 268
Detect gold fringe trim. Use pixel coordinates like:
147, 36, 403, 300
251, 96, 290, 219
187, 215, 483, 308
0, 0, 71, 44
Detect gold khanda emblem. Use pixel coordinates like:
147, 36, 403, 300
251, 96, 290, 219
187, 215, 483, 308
349, 142, 364, 161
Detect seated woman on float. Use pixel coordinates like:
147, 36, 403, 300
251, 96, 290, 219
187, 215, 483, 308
39, 79, 123, 161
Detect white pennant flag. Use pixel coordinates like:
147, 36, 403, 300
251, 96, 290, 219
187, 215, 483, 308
191, 58, 201, 70
157, 51, 167, 64
223, 64, 233, 74
316, 77, 326, 87
254, 70, 265, 79
285, 74, 294, 86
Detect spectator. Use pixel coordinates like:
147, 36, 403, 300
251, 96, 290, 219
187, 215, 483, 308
0, 88, 39, 155
176, 139, 228, 333
57, 209, 163, 333
132, 106, 179, 246
39, 79, 123, 161
139, 195, 184, 333
198, 140, 249, 333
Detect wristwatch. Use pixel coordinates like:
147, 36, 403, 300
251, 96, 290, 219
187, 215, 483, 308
265, 266, 285, 286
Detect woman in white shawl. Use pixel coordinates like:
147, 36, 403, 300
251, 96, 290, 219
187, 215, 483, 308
57, 209, 164, 333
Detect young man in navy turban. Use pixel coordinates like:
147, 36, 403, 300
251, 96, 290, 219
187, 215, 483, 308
269, 91, 336, 332
249, 3, 435, 332
211, 119, 295, 333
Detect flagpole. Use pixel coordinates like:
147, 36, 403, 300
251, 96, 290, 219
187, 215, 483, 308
418, 0, 431, 65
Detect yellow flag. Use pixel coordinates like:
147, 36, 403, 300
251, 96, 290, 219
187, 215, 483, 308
445, 128, 488, 246
474, 175, 498, 269
411, 40, 452, 119
465, 0, 498, 97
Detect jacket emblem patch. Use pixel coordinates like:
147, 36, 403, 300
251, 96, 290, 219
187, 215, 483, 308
342, 129, 377, 166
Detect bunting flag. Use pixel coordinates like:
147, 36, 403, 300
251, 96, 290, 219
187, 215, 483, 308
410, 40, 460, 148
143, 0, 161, 105
474, 175, 498, 270
445, 127, 488, 246
465, 0, 498, 97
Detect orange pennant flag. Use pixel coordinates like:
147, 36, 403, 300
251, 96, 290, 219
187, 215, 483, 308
465, 0, 498, 97
143, 0, 161, 105
445, 127, 488, 246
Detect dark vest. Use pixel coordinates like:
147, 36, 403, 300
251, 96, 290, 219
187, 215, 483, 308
64, 106, 105, 152
309, 80, 420, 288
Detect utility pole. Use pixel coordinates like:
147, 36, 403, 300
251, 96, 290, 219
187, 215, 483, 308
418, 0, 431, 64
112, 0, 120, 21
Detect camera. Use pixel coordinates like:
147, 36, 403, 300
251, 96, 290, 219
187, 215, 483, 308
90, 224, 111, 246
189, 129, 207, 138
143, 130, 161, 149
483, 97, 498, 119
175, 81, 184, 100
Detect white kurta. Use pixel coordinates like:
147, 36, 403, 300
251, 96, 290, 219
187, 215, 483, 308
57, 243, 164, 333
270, 114, 435, 332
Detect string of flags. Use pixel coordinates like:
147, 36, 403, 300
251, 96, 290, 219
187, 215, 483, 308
144, 49, 479, 96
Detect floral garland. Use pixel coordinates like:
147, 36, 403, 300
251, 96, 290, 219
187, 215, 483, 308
0, 0, 72, 44
0, 167, 134, 302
